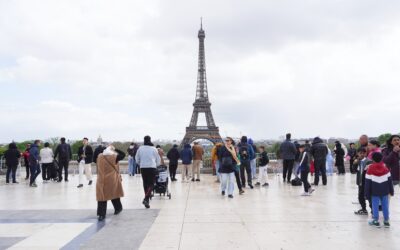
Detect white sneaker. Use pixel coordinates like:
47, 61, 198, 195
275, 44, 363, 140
309, 189, 315, 194
301, 192, 311, 196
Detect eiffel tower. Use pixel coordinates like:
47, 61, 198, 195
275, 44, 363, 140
181, 21, 223, 146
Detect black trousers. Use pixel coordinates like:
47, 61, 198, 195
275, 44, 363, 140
136, 164, 141, 174
350, 159, 356, 173
240, 161, 252, 187
97, 198, 122, 216
234, 169, 242, 190
282, 159, 294, 182
58, 160, 69, 181
337, 164, 345, 174
314, 160, 327, 185
25, 162, 30, 178
141, 168, 156, 202
301, 171, 311, 192
41, 163, 53, 180
169, 164, 177, 180
6, 165, 17, 183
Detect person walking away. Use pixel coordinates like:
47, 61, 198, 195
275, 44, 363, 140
135, 135, 161, 209
127, 143, 137, 176
365, 152, 394, 228
40, 142, 54, 182
54, 137, 72, 182
279, 133, 297, 183
382, 135, 400, 186
77, 137, 93, 188
180, 144, 192, 182
191, 142, 204, 182
218, 137, 240, 198
248, 138, 257, 179
354, 148, 372, 215
167, 144, 180, 181
347, 143, 357, 174
211, 143, 223, 182
334, 142, 345, 175
4, 143, 21, 184
310, 137, 328, 185
28, 140, 41, 187
156, 145, 165, 166
255, 146, 269, 187
22, 144, 31, 180
96, 145, 125, 221
238, 136, 255, 189
298, 145, 314, 196
367, 140, 381, 160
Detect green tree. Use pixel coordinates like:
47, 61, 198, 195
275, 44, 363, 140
378, 133, 392, 146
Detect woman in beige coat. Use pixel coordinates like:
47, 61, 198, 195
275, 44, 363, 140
96, 145, 126, 221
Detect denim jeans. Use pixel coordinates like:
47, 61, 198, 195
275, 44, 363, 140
372, 195, 389, 221
30, 163, 41, 185
128, 156, 136, 176
215, 161, 220, 181
250, 159, 256, 178
220, 172, 235, 195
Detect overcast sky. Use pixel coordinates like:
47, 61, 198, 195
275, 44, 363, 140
1, 0, 399, 143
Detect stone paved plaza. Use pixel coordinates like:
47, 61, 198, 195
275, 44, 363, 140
0, 172, 399, 250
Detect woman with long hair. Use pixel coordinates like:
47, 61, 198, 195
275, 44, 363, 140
382, 134, 400, 186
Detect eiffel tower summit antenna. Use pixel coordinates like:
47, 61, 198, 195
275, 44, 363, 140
180, 20, 223, 146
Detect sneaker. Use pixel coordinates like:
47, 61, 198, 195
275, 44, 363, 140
142, 199, 150, 209
309, 189, 315, 194
384, 221, 390, 228
98, 215, 105, 221
354, 209, 368, 215
65, 179, 69, 182
114, 208, 123, 215
262, 183, 269, 187
301, 192, 310, 196
221, 191, 225, 196
228, 195, 233, 198
6, 181, 9, 184
88, 180, 93, 185
30, 183, 37, 187
239, 189, 245, 195
368, 220, 381, 228
249, 184, 254, 189
191, 178, 195, 182
255, 182, 261, 186
195, 179, 200, 182
77, 184, 83, 188
12, 181, 19, 184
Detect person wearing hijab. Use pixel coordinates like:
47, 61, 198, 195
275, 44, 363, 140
96, 145, 126, 221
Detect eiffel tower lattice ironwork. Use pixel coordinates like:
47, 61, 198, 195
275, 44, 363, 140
181, 21, 222, 146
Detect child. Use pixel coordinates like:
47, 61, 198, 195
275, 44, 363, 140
365, 152, 394, 228
255, 146, 269, 187
367, 140, 381, 160
298, 145, 314, 196
354, 148, 372, 215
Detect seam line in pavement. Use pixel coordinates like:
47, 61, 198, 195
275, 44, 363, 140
178, 181, 191, 250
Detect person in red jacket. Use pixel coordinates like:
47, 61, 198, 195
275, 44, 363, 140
22, 144, 31, 180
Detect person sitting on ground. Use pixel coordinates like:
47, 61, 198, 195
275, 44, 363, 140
4, 142, 21, 184
96, 145, 125, 221
365, 152, 394, 228
354, 148, 372, 215
166, 144, 180, 181
255, 146, 269, 187
298, 145, 314, 196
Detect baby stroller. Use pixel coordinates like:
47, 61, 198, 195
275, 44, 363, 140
153, 165, 171, 199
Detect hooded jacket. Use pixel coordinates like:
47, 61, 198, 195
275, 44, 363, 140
310, 137, 328, 162
382, 147, 400, 182
180, 144, 193, 165
365, 162, 394, 198
4, 143, 21, 168
248, 138, 257, 160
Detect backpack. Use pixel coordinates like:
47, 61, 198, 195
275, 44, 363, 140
59, 144, 69, 160
291, 177, 302, 186
239, 144, 250, 161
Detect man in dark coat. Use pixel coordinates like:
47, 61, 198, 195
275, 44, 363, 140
77, 137, 94, 188
310, 137, 328, 185
279, 133, 297, 183
167, 144, 180, 181
4, 143, 21, 184
54, 137, 72, 182
29, 140, 41, 187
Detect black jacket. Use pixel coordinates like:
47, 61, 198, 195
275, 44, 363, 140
78, 145, 93, 164
279, 140, 297, 160
93, 145, 106, 164
167, 147, 180, 165
310, 137, 328, 163
54, 143, 72, 161
4, 143, 21, 168
218, 146, 235, 173
259, 151, 270, 166
334, 144, 345, 166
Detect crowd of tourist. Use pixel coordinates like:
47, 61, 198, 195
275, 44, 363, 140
1, 133, 398, 225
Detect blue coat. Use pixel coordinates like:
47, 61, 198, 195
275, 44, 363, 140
180, 144, 193, 165
29, 144, 40, 166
